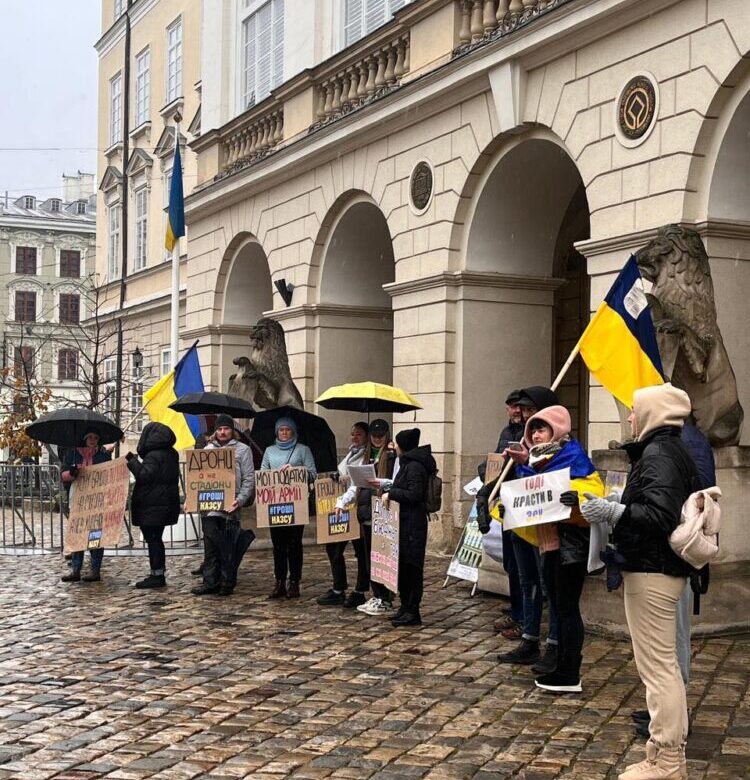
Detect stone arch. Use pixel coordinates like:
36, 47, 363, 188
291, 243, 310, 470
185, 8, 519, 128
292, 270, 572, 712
214, 232, 274, 392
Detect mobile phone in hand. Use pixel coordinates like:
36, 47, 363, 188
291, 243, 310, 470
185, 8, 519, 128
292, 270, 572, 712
507, 441, 524, 452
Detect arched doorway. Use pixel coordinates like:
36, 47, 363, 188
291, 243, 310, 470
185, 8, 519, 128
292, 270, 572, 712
460, 136, 590, 461
219, 237, 273, 392
315, 196, 395, 444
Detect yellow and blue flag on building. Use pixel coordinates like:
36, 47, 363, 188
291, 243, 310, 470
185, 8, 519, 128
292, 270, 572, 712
143, 343, 204, 451
164, 132, 185, 252
578, 255, 664, 409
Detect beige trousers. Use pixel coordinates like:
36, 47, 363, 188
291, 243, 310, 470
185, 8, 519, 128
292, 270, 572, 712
623, 572, 689, 747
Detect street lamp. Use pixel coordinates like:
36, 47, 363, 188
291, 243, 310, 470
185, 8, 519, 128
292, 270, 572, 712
132, 346, 143, 372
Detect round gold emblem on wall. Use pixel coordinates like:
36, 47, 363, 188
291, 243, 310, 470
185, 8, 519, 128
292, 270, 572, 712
615, 73, 659, 147
410, 161, 433, 213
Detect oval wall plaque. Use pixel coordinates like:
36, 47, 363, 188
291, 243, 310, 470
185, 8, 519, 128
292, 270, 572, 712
410, 161, 433, 212
617, 75, 657, 142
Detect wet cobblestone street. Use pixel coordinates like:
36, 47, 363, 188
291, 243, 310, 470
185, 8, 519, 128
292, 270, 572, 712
0, 548, 747, 779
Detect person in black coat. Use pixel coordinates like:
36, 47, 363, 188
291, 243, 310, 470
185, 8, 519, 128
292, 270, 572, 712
126, 422, 181, 589
382, 428, 436, 627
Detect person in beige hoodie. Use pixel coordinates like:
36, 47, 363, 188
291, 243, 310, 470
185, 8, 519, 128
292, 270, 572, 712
582, 383, 699, 780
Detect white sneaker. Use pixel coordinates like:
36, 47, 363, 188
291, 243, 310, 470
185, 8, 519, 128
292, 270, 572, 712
357, 597, 391, 615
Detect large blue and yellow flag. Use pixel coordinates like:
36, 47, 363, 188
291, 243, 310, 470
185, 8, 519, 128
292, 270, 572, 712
164, 132, 185, 251
143, 343, 203, 451
577, 256, 664, 408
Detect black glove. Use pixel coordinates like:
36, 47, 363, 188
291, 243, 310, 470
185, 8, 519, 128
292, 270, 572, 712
125, 452, 135, 461
477, 461, 487, 482
559, 490, 579, 507
476, 495, 490, 534
496, 502, 505, 519
69, 465, 79, 479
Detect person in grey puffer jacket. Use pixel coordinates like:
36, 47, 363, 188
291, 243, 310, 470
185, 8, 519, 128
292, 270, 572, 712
192, 414, 256, 597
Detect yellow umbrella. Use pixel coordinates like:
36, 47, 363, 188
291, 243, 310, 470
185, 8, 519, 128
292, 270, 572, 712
316, 382, 422, 414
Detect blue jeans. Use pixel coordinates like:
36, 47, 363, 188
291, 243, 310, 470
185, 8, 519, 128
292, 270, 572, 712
70, 548, 104, 571
512, 534, 557, 644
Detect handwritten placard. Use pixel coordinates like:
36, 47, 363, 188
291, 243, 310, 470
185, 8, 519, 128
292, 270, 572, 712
184, 447, 236, 513
499, 467, 571, 530
64, 458, 130, 554
256, 467, 309, 527
485, 452, 504, 484
314, 475, 360, 543
370, 496, 400, 592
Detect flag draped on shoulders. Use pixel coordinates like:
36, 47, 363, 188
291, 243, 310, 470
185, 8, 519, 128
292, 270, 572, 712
143, 344, 203, 451
577, 256, 664, 408
165, 132, 185, 252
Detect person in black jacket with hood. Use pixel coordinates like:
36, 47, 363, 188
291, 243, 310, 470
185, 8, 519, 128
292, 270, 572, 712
581, 383, 698, 780
382, 428, 436, 627
126, 422, 181, 589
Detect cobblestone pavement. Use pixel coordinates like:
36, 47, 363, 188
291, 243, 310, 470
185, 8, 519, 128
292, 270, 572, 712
0, 548, 747, 780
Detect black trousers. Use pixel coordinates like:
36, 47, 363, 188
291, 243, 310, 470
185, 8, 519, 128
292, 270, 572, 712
141, 525, 166, 573
542, 549, 587, 676
503, 529, 524, 623
270, 525, 304, 582
202, 514, 243, 590
398, 560, 424, 614
325, 536, 368, 592
360, 522, 392, 602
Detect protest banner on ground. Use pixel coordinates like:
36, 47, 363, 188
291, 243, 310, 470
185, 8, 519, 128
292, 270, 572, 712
314, 474, 360, 543
255, 467, 309, 527
499, 467, 571, 530
446, 501, 482, 583
485, 453, 505, 484
64, 458, 130, 554
183, 447, 236, 513
370, 496, 399, 592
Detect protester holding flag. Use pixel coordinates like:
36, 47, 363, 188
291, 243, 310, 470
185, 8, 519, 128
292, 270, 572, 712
126, 422, 181, 590
261, 417, 316, 600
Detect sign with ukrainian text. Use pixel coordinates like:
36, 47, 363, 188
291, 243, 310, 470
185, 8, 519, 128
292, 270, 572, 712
184, 447, 236, 513
370, 496, 399, 592
485, 452, 505, 484
314, 475, 360, 543
255, 467, 309, 528
64, 458, 130, 554
499, 467, 571, 530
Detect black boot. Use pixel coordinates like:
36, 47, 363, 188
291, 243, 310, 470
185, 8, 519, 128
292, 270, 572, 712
497, 638, 540, 665
81, 570, 101, 582
191, 583, 219, 595
391, 611, 422, 627
61, 570, 81, 583
531, 643, 558, 675
269, 580, 287, 599
535, 652, 582, 693
136, 573, 166, 589
287, 580, 300, 599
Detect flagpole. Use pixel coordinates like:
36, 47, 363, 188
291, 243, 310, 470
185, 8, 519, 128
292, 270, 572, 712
170, 112, 182, 371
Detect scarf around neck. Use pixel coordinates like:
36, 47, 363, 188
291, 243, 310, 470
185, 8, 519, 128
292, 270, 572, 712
276, 435, 298, 451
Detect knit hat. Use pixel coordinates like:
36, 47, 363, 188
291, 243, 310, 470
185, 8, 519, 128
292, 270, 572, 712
523, 405, 571, 447
505, 389, 522, 405
215, 413, 235, 430
274, 416, 298, 436
369, 418, 389, 436
633, 382, 691, 442
395, 428, 420, 452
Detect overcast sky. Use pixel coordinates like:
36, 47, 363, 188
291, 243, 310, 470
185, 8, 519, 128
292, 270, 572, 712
0, 1, 100, 201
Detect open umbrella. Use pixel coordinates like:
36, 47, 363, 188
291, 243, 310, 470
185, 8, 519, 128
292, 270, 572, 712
26, 408, 124, 447
316, 382, 422, 414
251, 406, 338, 473
169, 391, 256, 418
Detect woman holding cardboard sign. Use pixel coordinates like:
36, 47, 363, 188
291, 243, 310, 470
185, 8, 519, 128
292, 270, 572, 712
261, 417, 316, 599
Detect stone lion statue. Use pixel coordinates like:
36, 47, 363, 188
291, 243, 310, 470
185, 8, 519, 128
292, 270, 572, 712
227, 317, 304, 410
635, 224, 743, 446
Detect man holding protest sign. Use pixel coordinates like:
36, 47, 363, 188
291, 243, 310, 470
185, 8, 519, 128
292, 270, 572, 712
192, 414, 255, 597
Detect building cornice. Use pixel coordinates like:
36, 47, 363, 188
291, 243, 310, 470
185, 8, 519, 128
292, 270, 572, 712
384, 271, 564, 297
95, 0, 159, 58
0, 216, 96, 235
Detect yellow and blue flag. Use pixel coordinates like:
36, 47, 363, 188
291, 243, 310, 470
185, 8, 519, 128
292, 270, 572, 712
578, 256, 664, 408
164, 133, 184, 252
143, 343, 204, 451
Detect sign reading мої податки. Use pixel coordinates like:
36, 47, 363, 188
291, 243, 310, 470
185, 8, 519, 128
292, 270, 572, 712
255, 467, 309, 528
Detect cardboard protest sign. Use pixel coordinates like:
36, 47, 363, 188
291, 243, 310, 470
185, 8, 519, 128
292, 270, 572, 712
446, 501, 482, 583
184, 447, 236, 513
255, 467, 309, 527
499, 467, 572, 530
485, 453, 505, 484
314, 475, 360, 543
370, 496, 399, 592
64, 457, 130, 554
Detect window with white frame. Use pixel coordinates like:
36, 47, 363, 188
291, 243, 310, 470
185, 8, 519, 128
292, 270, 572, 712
134, 188, 148, 271
110, 72, 123, 145
343, 0, 410, 47
166, 17, 183, 103
103, 357, 118, 416
130, 356, 144, 432
135, 47, 150, 126
240, 0, 284, 111
161, 348, 172, 376
108, 204, 121, 278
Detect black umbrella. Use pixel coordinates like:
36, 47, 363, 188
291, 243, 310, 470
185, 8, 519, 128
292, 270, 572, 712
251, 406, 338, 473
26, 408, 124, 447
168, 392, 256, 418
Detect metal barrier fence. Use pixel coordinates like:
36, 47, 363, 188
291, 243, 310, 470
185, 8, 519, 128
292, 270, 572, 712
0, 462, 203, 556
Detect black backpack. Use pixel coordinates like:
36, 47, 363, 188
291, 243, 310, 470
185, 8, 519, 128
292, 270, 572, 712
425, 470, 443, 514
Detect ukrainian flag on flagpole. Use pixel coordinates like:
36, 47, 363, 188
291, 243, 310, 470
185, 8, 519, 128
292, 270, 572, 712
577, 255, 664, 409
165, 131, 185, 252
143, 343, 204, 451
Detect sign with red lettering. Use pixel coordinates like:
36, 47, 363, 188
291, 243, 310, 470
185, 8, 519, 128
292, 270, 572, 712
255, 467, 309, 527
499, 467, 571, 530
64, 458, 130, 554
184, 447, 236, 513
370, 496, 399, 592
